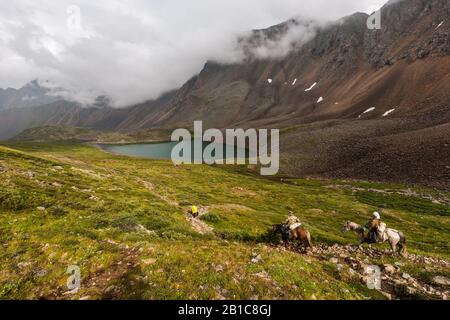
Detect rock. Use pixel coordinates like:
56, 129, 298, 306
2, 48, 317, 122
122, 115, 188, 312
310, 294, 317, 300
104, 285, 119, 294
52, 182, 62, 188
53, 166, 64, 170
394, 262, 405, 267
135, 224, 157, 236
142, 258, 157, 266
383, 264, 397, 274
63, 288, 79, 295
406, 287, 417, 295
37, 207, 46, 212
33, 268, 48, 277
348, 268, 357, 277
251, 254, 262, 264
17, 262, 31, 269
329, 257, 339, 264
80, 296, 91, 300
216, 265, 224, 272
432, 276, 450, 287
215, 293, 226, 300
253, 271, 271, 281
402, 273, 412, 281
380, 291, 392, 300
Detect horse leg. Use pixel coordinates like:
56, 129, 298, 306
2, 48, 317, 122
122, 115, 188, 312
398, 233, 407, 256
389, 240, 397, 255
359, 231, 367, 244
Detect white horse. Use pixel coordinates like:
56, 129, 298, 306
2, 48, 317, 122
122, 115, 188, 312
342, 221, 406, 255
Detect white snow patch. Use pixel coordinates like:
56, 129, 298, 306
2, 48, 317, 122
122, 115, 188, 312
362, 107, 375, 114
382, 109, 396, 117
436, 21, 444, 29
292, 78, 297, 86
267, 79, 273, 84
317, 97, 324, 103
305, 82, 317, 91
358, 107, 376, 118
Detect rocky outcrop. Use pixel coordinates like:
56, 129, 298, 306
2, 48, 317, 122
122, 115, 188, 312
311, 244, 450, 300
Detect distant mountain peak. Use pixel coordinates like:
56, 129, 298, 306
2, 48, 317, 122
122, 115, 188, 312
0, 79, 62, 111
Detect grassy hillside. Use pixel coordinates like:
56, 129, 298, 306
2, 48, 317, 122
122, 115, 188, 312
0, 142, 448, 300
10, 125, 135, 143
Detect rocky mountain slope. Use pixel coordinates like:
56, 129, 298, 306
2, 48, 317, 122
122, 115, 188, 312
1, 0, 449, 187
122, 0, 449, 129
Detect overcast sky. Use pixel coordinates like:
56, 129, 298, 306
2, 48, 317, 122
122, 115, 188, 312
0, 0, 387, 106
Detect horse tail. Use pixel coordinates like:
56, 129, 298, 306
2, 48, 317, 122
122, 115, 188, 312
398, 232, 407, 256
306, 230, 313, 248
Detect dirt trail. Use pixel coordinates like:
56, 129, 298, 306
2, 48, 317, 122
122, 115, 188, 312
138, 179, 179, 206
186, 206, 214, 235
186, 216, 214, 234
139, 178, 212, 234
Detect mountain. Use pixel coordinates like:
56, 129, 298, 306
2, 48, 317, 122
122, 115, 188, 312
2, 0, 449, 188
127, 0, 449, 129
0, 80, 62, 111
117, 0, 450, 188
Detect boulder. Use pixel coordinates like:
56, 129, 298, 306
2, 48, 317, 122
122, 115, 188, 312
329, 257, 339, 264
432, 276, 450, 287
383, 264, 397, 274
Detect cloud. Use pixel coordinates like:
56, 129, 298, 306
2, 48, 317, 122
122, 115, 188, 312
0, 0, 387, 107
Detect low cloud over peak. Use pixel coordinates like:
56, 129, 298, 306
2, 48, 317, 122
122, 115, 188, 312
0, 0, 386, 107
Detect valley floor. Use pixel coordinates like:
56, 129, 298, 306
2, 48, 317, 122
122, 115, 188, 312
0, 142, 449, 300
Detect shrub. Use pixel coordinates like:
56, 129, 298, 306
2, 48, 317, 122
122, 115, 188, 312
0, 190, 29, 211
355, 191, 449, 216
200, 213, 220, 223
49, 206, 67, 217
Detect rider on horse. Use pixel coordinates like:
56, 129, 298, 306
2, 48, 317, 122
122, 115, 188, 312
278, 212, 302, 241
365, 212, 386, 243
285, 212, 302, 230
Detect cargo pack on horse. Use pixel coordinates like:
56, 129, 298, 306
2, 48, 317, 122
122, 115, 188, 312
272, 224, 313, 251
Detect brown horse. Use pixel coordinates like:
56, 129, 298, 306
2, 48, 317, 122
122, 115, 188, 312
273, 224, 313, 251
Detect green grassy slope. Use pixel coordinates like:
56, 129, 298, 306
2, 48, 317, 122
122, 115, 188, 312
0, 142, 448, 299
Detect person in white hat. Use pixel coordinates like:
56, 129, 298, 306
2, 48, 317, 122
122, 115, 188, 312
284, 211, 302, 231
365, 211, 382, 243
